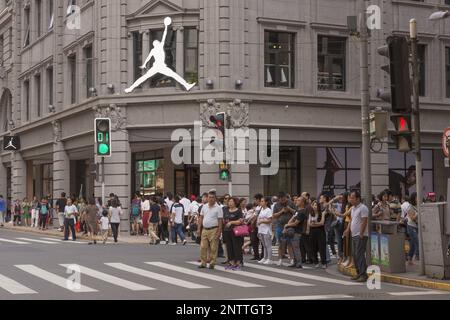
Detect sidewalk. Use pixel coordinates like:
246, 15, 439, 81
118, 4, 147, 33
337, 262, 450, 292
2, 223, 156, 244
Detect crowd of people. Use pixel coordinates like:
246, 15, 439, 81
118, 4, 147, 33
0, 187, 443, 279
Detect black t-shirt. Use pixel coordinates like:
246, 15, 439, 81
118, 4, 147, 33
150, 204, 160, 223
223, 208, 243, 231
56, 198, 67, 213
294, 209, 307, 234
273, 200, 296, 227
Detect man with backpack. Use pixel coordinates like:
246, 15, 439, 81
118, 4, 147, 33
170, 195, 187, 245
130, 192, 141, 236
38, 197, 51, 230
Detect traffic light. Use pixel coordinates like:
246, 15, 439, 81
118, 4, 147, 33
210, 112, 226, 153
219, 161, 231, 181
391, 115, 413, 152
90, 162, 100, 182
95, 118, 111, 157
377, 36, 412, 113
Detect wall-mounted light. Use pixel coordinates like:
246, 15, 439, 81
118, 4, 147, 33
89, 87, 97, 97
235, 79, 243, 89
107, 84, 115, 94
9, 120, 14, 129
206, 79, 214, 89
48, 105, 55, 113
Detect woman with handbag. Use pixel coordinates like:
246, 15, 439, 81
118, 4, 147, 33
223, 197, 245, 270
257, 197, 273, 265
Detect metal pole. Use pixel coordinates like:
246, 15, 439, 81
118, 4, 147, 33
410, 19, 425, 275
359, 0, 372, 265
101, 157, 105, 208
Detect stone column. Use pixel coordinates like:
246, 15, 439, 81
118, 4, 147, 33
0, 162, 7, 199
12, 152, 27, 201
94, 105, 130, 233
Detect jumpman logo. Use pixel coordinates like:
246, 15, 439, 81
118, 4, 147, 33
5, 137, 16, 150
125, 17, 196, 93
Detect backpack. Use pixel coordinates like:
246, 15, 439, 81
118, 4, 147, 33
131, 202, 140, 216
40, 204, 48, 215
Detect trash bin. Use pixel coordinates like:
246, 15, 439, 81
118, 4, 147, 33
421, 202, 450, 280
371, 221, 406, 273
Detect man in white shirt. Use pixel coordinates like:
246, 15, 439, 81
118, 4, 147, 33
63, 198, 78, 241
198, 191, 224, 269
401, 195, 410, 221
179, 193, 191, 231
344, 191, 369, 282
165, 192, 174, 212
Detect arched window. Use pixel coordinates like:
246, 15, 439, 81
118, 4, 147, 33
0, 89, 12, 132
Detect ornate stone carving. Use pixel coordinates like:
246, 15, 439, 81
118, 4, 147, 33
227, 99, 249, 129
52, 120, 61, 142
200, 99, 249, 129
93, 104, 126, 131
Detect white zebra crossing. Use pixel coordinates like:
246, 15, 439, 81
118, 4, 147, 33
0, 273, 37, 295
0, 238, 29, 244
59, 264, 154, 291
105, 263, 209, 289
41, 238, 87, 244
244, 263, 361, 286
186, 262, 314, 287
15, 265, 97, 293
146, 262, 263, 288
16, 238, 59, 244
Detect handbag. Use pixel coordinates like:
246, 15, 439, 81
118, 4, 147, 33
233, 224, 250, 237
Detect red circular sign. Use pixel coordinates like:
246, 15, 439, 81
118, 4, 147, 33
443, 127, 450, 157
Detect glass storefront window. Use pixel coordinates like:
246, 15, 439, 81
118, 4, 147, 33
135, 159, 164, 196
264, 147, 300, 196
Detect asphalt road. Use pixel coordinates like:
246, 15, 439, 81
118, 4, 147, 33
0, 228, 449, 300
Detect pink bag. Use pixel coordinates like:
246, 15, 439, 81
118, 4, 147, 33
233, 224, 250, 237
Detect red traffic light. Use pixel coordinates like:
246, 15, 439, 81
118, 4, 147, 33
399, 117, 408, 132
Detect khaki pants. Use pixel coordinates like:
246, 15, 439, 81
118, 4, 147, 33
148, 223, 160, 243
200, 227, 219, 266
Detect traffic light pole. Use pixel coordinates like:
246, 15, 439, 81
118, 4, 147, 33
101, 157, 105, 208
410, 19, 425, 275
359, 0, 372, 265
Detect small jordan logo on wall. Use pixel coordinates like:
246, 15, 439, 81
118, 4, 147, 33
125, 17, 196, 93
3, 136, 20, 151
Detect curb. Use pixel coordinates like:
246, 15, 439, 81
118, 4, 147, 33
337, 264, 450, 292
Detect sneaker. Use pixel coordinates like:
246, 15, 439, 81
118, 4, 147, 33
257, 259, 267, 264
198, 264, 207, 269
183, 240, 187, 246
276, 260, 283, 266
315, 264, 320, 269
263, 260, 272, 265
208, 264, 215, 270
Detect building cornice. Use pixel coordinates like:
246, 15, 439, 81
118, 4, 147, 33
257, 17, 306, 29
391, 0, 436, 9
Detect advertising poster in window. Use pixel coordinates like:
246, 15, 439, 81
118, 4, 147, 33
371, 232, 380, 265
379, 234, 390, 267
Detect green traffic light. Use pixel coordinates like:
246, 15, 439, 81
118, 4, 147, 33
98, 143, 110, 155
220, 171, 229, 180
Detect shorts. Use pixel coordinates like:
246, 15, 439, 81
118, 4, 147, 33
275, 225, 284, 240
130, 215, 140, 223
23, 214, 31, 219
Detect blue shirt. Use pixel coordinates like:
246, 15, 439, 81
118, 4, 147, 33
0, 199, 6, 212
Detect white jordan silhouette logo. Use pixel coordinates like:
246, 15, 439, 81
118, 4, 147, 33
5, 137, 16, 150
125, 17, 196, 93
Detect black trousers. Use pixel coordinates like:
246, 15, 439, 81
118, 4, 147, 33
159, 217, 169, 240
111, 223, 120, 242
64, 218, 76, 240
223, 230, 244, 263
300, 234, 313, 263
310, 227, 327, 264
250, 230, 262, 259
39, 214, 48, 229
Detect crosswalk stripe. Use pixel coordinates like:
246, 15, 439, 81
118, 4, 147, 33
235, 294, 354, 300
0, 273, 37, 295
41, 238, 86, 244
105, 263, 209, 289
16, 238, 58, 244
388, 290, 450, 296
186, 262, 313, 287
15, 265, 98, 293
147, 262, 263, 288
244, 263, 360, 286
0, 238, 30, 244
60, 264, 154, 291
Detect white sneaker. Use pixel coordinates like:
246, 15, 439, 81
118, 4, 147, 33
315, 264, 320, 269
276, 260, 283, 266
258, 259, 267, 264
263, 260, 272, 265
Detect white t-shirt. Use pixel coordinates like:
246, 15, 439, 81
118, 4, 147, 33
171, 203, 185, 224
141, 200, 150, 212
189, 201, 199, 215
100, 216, 109, 230
64, 205, 78, 220
257, 207, 273, 235
350, 203, 369, 237
401, 201, 410, 219
165, 199, 174, 212
180, 198, 191, 216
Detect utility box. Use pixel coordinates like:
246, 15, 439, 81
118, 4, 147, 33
421, 202, 450, 280
371, 221, 406, 273
370, 110, 388, 139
